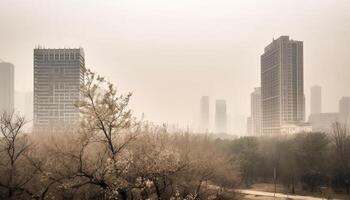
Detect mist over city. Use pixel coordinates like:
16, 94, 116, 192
0, 0, 350, 199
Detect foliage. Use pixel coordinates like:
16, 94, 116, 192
222, 130, 349, 195
0, 69, 238, 200
228, 137, 260, 186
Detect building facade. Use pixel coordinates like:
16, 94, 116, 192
311, 85, 322, 114
261, 36, 305, 135
309, 112, 343, 133
246, 117, 252, 136
251, 87, 262, 136
199, 96, 210, 133
34, 48, 85, 129
309, 96, 350, 133
0, 62, 14, 113
280, 122, 312, 134
215, 99, 227, 133
339, 97, 350, 117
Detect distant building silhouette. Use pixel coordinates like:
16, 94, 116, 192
199, 96, 209, 133
261, 36, 305, 135
309, 96, 350, 133
215, 99, 227, 133
246, 117, 252, 136
311, 86, 322, 114
339, 96, 350, 116
309, 112, 343, 133
251, 87, 261, 136
33, 48, 85, 129
0, 62, 14, 113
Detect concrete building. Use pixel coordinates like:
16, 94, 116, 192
309, 96, 350, 133
261, 36, 305, 135
311, 86, 322, 114
281, 122, 312, 134
339, 97, 350, 117
0, 62, 14, 113
251, 87, 262, 136
33, 48, 85, 129
215, 99, 227, 133
309, 112, 343, 133
199, 96, 209, 133
246, 117, 252, 136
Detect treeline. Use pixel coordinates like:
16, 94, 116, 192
0, 70, 238, 200
2, 69, 349, 199
217, 124, 350, 195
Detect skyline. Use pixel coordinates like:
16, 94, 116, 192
1, 1, 350, 199
1, 0, 350, 130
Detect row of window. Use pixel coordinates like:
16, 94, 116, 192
35, 53, 83, 61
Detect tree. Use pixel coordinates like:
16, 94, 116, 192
229, 137, 260, 186
0, 69, 239, 200
278, 139, 298, 194
65, 69, 137, 199
0, 111, 34, 199
26, 69, 139, 199
294, 133, 329, 192
330, 122, 350, 193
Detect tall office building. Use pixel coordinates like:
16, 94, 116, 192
339, 97, 350, 116
246, 117, 252, 136
251, 87, 262, 136
199, 96, 209, 133
261, 36, 305, 135
215, 99, 227, 133
34, 48, 85, 129
311, 86, 322, 114
0, 62, 14, 113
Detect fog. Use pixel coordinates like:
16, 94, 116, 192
0, 0, 349, 132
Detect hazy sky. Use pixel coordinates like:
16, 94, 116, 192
0, 0, 349, 131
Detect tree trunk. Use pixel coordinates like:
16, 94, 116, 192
118, 189, 128, 200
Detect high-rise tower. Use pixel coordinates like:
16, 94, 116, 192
339, 97, 350, 117
261, 36, 305, 135
33, 48, 85, 129
0, 62, 14, 113
199, 96, 209, 133
215, 99, 227, 133
251, 87, 262, 136
311, 86, 322, 114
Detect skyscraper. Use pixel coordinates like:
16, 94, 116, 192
199, 96, 209, 133
251, 87, 261, 136
311, 85, 322, 114
0, 62, 14, 113
215, 99, 227, 133
34, 48, 85, 129
246, 117, 252, 136
261, 36, 305, 135
339, 96, 350, 116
